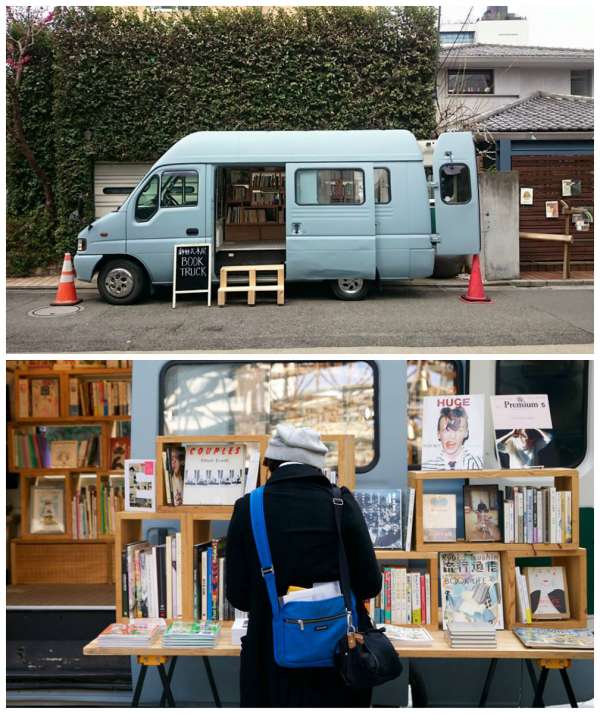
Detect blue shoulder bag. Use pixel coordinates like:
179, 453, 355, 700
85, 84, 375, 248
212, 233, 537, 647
249, 485, 357, 668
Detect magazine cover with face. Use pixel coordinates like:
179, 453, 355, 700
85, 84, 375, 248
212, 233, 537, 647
421, 395, 484, 471
490, 394, 555, 468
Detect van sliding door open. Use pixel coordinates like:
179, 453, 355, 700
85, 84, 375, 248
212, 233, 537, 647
432, 132, 481, 256
285, 163, 376, 281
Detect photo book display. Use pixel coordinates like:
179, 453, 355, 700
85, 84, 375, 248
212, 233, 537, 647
440, 552, 504, 630
463, 485, 501, 542
524, 565, 570, 620
354, 489, 403, 549
490, 394, 555, 468
423, 493, 456, 542
125, 459, 156, 512
30, 479, 66, 534
421, 394, 484, 471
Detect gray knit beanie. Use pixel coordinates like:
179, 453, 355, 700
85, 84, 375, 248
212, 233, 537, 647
265, 424, 328, 470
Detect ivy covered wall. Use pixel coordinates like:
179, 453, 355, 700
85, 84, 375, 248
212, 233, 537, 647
7, 5, 438, 274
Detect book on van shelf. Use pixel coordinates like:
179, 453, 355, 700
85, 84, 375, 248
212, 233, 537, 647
182, 444, 246, 505
384, 625, 433, 646
354, 489, 402, 548
421, 394, 484, 470
524, 566, 570, 620
422, 493, 456, 542
514, 627, 593, 650
463, 485, 501, 542
125, 459, 156, 512
440, 552, 503, 630
490, 394, 555, 468
30, 378, 60, 418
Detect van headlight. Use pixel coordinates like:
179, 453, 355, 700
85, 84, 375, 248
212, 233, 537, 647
77, 238, 87, 252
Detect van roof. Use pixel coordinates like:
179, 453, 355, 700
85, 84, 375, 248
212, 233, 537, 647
153, 130, 423, 167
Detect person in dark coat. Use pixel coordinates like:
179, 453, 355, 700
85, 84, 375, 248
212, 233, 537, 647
226, 424, 382, 708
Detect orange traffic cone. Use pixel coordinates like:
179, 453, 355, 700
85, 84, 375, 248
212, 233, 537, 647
51, 252, 82, 306
460, 254, 492, 303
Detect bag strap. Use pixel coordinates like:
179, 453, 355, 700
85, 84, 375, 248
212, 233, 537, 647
249, 486, 280, 615
331, 486, 354, 617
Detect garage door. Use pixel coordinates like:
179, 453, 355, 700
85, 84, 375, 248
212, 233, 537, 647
513, 154, 594, 270
94, 162, 153, 218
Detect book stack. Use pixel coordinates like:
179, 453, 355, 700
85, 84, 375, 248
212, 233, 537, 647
367, 567, 431, 625
503, 486, 572, 544
121, 534, 183, 619
447, 622, 497, 649
162, 621, 221, 647
194, 538, 235, 621
73, 379, 131, 417
95, 620, 164, 647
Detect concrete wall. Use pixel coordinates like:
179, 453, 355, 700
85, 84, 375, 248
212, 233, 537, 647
128, 360, 592, 706
479, 171, 520, 281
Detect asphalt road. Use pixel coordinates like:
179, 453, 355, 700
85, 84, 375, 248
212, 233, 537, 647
6, 283, 593, 353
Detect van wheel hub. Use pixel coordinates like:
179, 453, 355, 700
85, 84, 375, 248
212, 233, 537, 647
105, 268, 134, 298
338, 278, 364, 294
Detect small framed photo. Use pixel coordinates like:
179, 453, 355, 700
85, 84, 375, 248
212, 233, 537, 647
562, 179, 582, 197
525, 566, 570, 620
545, 201, 559, 218
30, 485, 65, 534
520, 187, 534, 205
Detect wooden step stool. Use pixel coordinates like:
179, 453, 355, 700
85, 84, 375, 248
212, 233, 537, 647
218, 264, 285, 306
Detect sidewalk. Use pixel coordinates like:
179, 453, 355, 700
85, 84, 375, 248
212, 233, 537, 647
6, 275, 593, 290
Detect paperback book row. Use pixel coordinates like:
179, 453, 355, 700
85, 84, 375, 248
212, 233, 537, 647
16, 377, 131, 418
225, 206, 283, 224
71, 477, 124, 538
14, 359, 131, 371
193, 538, 235, 622
13, 426, 100, 469
121, 533, 184, 619
423, 485, 572, 545
367, 567, 431, 625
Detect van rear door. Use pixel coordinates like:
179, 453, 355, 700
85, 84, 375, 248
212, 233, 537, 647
285, 163, 376, 281
432, 132, 480, 256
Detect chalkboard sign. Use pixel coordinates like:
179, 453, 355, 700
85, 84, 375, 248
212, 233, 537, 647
172, 243, 212, 308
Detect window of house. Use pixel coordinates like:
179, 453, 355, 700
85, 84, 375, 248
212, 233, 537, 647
160, 171, 198, 208
407, 361, 463, 467
161, 361, 378, 471
135, 175, 159, 222
439, 30, 475, 45
295, 169, 365, 205
570, 69, 593, 97
440, 164, 471, 204
495, 361, 588, 467
448, 69, 494, 95
374, 168, 391, 204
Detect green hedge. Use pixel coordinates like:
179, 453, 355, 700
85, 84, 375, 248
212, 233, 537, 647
8, 6, 438, 273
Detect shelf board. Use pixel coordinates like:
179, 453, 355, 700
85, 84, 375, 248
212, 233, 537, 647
375, 549, 437, 560
418, 541, 576, 552
408, 468, 578, 480
14, 535, 115, 543
157, 505, 234, 519
17, 468, 104, 476
15, 368, 131, 377
12, 415, 130, 424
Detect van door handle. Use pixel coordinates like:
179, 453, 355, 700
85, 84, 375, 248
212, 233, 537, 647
186, 228, 199, 236
292, 222, 302, 235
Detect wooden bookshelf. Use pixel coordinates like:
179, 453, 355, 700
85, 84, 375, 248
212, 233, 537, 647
224, 167, 285, 243
408, 468, 579, 553
8, 361, 132, 585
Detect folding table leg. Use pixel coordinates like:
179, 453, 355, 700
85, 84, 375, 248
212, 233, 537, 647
533, 667, 549, 707
159, 657, 178, 707
559, 668, 579, 708
478, 658, 498, 707
203, 656, 222, 708
526, 660, 543, 707
131, 664, 148, 707
158, 663, 177, 707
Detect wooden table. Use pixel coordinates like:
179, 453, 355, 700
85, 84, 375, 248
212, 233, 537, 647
83, 624, 593, 707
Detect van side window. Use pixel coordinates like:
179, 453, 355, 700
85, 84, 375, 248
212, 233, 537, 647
440, 163, 471, 204
135, 175, 159, 222
374, 168, 391, 204
295, 169, 365, 205
161, 171, 199, 208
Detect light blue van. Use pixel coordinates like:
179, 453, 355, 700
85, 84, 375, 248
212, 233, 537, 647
74, 130, 480, 303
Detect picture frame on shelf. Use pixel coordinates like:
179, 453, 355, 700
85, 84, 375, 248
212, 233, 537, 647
525, 565, 570, 620
30, 483, 65, 534
464, 485, 502, 542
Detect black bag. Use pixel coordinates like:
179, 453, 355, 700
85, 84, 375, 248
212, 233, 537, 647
331, 486, 403, 689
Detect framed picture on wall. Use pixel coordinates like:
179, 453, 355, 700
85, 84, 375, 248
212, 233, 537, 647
545, 201, 559, 218
520, 187, 533, 205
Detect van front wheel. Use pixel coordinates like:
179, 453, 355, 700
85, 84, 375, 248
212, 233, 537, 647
98, 259, 147, 305
329, 278, 369, 301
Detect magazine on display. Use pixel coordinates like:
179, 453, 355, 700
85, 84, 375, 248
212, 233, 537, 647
124, 459, 156, 512
514, 627, 593, 650
354, 489, 403, 549
183, 444, 247, 505
439, 552, 504, 630
490, 394, 555, 468
421, 395, 484, 471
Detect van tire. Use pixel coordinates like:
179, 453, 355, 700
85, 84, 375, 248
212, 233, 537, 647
98, 259, 147, 305
329, 278, 370, 301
